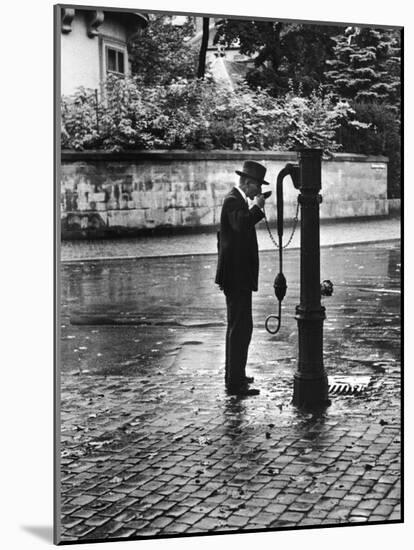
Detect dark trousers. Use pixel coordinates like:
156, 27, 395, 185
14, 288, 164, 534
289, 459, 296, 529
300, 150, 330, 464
225, 289, 253, 388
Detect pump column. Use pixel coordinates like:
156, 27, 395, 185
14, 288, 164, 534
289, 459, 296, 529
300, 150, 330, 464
293, 149, 329, 408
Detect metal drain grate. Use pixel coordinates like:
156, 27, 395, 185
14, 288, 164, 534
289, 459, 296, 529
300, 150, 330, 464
328, 376, 371, 396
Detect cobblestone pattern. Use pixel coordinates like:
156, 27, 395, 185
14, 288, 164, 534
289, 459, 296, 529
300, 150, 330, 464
59, 330, 401, 542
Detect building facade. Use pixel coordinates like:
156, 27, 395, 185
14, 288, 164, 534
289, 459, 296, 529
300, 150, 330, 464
60, 7, 148, 95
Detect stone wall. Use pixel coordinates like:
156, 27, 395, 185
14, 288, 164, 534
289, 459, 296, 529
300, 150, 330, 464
60, 150, 390, 238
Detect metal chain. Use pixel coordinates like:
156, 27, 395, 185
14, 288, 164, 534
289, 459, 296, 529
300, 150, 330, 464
263, 199, 300, 249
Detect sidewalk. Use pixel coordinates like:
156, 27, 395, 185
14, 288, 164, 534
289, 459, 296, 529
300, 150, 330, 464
61, 216, 400, 262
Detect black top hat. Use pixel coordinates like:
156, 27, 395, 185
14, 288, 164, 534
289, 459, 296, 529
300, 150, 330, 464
235, 161, 270, 185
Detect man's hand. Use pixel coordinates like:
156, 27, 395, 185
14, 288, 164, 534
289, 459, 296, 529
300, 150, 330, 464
253, 194, 265, 210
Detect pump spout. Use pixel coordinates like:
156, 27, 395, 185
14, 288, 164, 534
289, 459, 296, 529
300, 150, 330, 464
276, 163, 299, 239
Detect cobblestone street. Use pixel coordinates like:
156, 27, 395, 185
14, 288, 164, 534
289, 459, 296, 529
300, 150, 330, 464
58, 230, 401, 543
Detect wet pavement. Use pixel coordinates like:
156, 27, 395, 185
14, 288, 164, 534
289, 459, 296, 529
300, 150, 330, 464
58, 239, 401, 543
61, 216, 400, 261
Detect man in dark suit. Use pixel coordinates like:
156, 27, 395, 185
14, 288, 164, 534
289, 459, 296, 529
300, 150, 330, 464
215, 161, 271, 396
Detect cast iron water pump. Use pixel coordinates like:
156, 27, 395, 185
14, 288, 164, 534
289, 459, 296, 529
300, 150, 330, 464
265, 150, 333, 409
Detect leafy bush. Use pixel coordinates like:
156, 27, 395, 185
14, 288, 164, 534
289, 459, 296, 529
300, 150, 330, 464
61, 88, 101, 150
61, 75, 355, 154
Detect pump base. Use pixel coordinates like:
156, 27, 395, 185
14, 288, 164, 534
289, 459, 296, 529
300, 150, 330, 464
293, 373, 330, 409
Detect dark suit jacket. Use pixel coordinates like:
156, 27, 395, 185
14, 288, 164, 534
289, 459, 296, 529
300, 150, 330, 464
215, 187, 265, 292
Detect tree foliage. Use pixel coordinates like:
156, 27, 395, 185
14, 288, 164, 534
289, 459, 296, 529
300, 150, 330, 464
128, 14, 199, 85
213, 20, 401, 196
324, 27, 401, 196
324, 27, 401, 105
61, 76, 354, 153
214, 20, 338, 96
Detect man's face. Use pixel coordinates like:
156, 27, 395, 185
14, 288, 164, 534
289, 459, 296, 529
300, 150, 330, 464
245, 178, 262, 199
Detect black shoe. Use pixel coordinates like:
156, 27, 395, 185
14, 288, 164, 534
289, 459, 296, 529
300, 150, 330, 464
226, 384, 260, 396
244, 376, 254, 384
